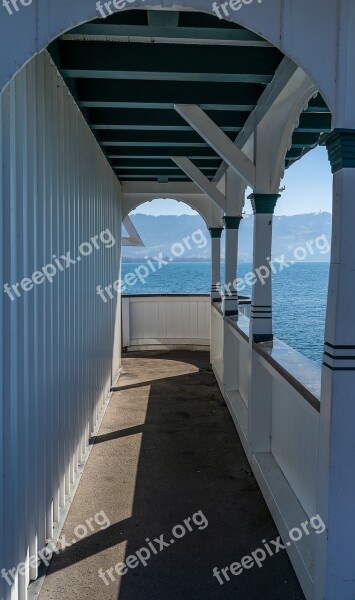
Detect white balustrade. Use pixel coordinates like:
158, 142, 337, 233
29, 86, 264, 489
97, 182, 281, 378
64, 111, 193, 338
122, 295, 210, 350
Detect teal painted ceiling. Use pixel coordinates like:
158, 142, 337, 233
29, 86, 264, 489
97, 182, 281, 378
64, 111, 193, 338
49, 9, 331, 183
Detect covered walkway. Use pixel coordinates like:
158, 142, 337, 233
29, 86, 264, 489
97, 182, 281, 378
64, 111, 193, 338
1, 2, 355, 599
38, 351, 304, 600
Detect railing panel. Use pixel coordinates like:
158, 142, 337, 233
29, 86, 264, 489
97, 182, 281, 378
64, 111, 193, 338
271, 378, 319, 518
251, 341, 321, 520
123, 295, 210, 349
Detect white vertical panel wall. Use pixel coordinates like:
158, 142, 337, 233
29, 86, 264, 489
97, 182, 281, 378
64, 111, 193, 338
123, 296, 210, 348
0, 51, 122, 600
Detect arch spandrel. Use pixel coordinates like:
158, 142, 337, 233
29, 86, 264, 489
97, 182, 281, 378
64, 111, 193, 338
0, 0, 339, 118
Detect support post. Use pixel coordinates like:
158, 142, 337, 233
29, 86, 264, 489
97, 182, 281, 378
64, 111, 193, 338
222, 216, 242, 317
209, 227, 223, 302
249, 194, 279, 343
315, 129, 355, 600
247, 193, 279, 458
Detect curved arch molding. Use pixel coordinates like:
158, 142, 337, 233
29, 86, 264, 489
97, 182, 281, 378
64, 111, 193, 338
0, 0, 341, 120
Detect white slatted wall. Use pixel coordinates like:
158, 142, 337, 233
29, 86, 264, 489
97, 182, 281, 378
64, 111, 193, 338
0, 51, 122, 600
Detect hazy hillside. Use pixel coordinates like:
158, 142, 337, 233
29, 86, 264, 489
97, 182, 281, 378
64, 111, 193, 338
123, 212, 332, 263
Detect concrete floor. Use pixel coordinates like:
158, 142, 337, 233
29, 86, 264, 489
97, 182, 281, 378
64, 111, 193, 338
39, 350, 305, 600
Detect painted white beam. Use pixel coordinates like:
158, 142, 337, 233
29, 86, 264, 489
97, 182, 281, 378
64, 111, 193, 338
120, 181, 216, 227
122, 216, 144, 247
174, 104, 256, 187
171, 156, 225, 211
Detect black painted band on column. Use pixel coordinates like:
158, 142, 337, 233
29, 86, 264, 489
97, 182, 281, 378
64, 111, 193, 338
208, 227, 223, 239
321, 129, 355, 173
248, 193, 280, 215
223, 216, 243, 229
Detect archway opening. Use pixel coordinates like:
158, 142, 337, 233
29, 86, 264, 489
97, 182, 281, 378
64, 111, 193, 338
122, 198, 212, 295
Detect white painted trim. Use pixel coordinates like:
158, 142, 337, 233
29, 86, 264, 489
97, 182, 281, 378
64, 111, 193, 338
251, 452, 315, 600
175, 104, 256, 187
122, 215, 145, 247
120, 181, 215, 226
172, 156, 225, 210
128, 337, 210, 345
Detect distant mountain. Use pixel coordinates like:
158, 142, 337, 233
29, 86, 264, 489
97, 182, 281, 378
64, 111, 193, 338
122, 212, 332, 263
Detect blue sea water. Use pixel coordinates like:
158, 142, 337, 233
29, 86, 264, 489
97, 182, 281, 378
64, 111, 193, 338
121, 261, 329, 365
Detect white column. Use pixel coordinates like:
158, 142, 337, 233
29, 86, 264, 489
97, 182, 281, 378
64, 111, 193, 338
315, 129, 355, 600
209, 227, 222, 301
247, 193, 279, 458
222, 216, 242, 316
249, 194, 279, 343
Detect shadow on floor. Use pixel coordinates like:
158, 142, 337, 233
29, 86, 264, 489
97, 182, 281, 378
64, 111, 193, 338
38, 350, 305, 600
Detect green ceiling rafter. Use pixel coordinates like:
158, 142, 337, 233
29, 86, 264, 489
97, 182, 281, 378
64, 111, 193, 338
96, 129, 236, 144
105, 147, 220, 158
58, 40, 282, 83
88, 108, 249, 128
110, 159, 222, 168
74, 79, 264, 109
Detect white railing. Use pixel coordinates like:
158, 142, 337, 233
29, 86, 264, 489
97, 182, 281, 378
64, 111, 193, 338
210, 308, 321, 600
122, 294, 210, 350
121, 293, 321, 598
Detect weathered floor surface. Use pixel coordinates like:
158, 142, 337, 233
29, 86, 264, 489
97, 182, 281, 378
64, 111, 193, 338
38, 350, 305, 600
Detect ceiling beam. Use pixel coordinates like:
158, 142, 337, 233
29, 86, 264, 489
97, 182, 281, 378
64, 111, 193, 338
88, 107, 249, 129
117, 168, 193, 177
58, 40, 281, 84
63, 25, 271, 47
94, 125, 241, 132
101, 141, 211, 147
114, 165, 217, 171
172, 156, 225, 211
175, 104, 256, 187
105, 147, 219, 158
111, 158, 221, 168
97, 129, 235, 145
75, 79, 264, 110
81, 102, 256, 111
121, 181, 206, 195
119, 175, 192, 180
62, 70, 273, 84
147, 9, 179, 27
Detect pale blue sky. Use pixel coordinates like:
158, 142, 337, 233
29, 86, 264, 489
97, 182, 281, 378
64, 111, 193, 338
131, 146, 332, 217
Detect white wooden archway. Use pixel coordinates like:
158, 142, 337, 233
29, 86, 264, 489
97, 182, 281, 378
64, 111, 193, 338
0, 0, 354, 128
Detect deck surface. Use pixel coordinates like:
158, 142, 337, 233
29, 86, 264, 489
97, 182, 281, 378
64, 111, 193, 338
38, 350, 305, 600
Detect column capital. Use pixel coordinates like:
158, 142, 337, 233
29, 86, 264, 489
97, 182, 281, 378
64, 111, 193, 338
223, 216, 243, 229
321, 129, 355, 173
208, 227, 223, 239
248, 193, 280, 215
